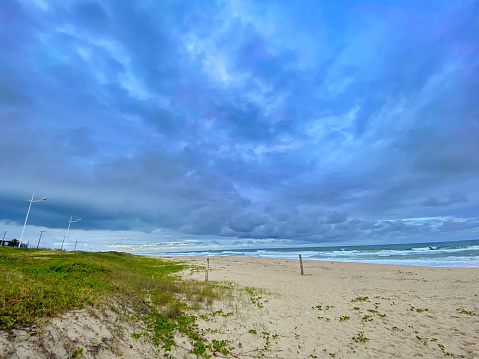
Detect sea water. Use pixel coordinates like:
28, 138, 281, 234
152, 239, 479, 268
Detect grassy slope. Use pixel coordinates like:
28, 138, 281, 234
0, 247, 234, 358
0, 247, 191, 327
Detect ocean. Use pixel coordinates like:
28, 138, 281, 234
154, 239, 479, 268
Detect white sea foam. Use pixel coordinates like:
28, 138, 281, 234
149, 240, 479, 267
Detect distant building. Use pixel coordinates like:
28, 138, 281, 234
0, 238, 19, 247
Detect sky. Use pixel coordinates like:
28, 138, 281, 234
0, 0, 478, 253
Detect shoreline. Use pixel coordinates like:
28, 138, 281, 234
163, 255, 479, 358
159, 254, 479, 269
146, 238, 479, 268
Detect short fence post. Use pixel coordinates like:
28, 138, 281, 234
205, 258, 210, 281
299, 254, 304, 276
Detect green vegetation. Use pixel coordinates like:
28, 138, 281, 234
456, 308, 478, 316
352, 331, 369, 343
72, 347, 84, 357
367, 309, 386, 318
438, 343, 455, 357
416, 335, 428, 346
0, 247, 236, 358
410, 306, 429, 313
351, 296, 369, 302
312, 304, 334, 311
245, 287, 268, 308
361, 314, 374, 322
0, 247, 197, 327
210, 309, 234, 317
317, 316, 331, 321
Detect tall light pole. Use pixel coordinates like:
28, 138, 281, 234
36, 230, 46, 249
61, 216, 81, 251
19, 194, 47, 248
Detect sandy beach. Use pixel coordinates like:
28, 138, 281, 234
2, 255, 478, 358
167, 256, 479, 358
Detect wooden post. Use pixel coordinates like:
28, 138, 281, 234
205, 258, 210, 281
299, 254, 304, 276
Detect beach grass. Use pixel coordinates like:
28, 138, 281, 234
0, 247, 199, 327
0, 247, 244, 358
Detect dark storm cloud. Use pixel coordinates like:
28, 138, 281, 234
1, 0, 478, 245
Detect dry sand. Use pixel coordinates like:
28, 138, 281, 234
0, 303, 161, 359
169, 256, 479, 359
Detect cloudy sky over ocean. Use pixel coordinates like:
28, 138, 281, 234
1, 0, 478, 252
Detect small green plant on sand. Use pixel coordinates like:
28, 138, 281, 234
320, 348, 336, 357
410, 306, 429, 313
362, 315, 374, 322
258, 331, 276, 355
352, 331, 369, 343
131, 332, 145, 339
438, 343, 454, 357
456, 308, 478, 316
72, 348, 84, 357
339, 316, 350, 321
312, 304, 334, 311
211, 309, 234, 317
245, 288, 267, 308
351, 296, 369, 302
368, 309, 386, 318
416, 335, 428, 346
212, 339, 232, 356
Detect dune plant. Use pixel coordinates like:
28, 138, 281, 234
352, 331, 369, 343
351, 296, 369, 302
456, 308, 477, 316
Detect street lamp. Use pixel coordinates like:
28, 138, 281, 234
36, 230, 46, 249
61, 216, 81, 251
19, 194, 47, 248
